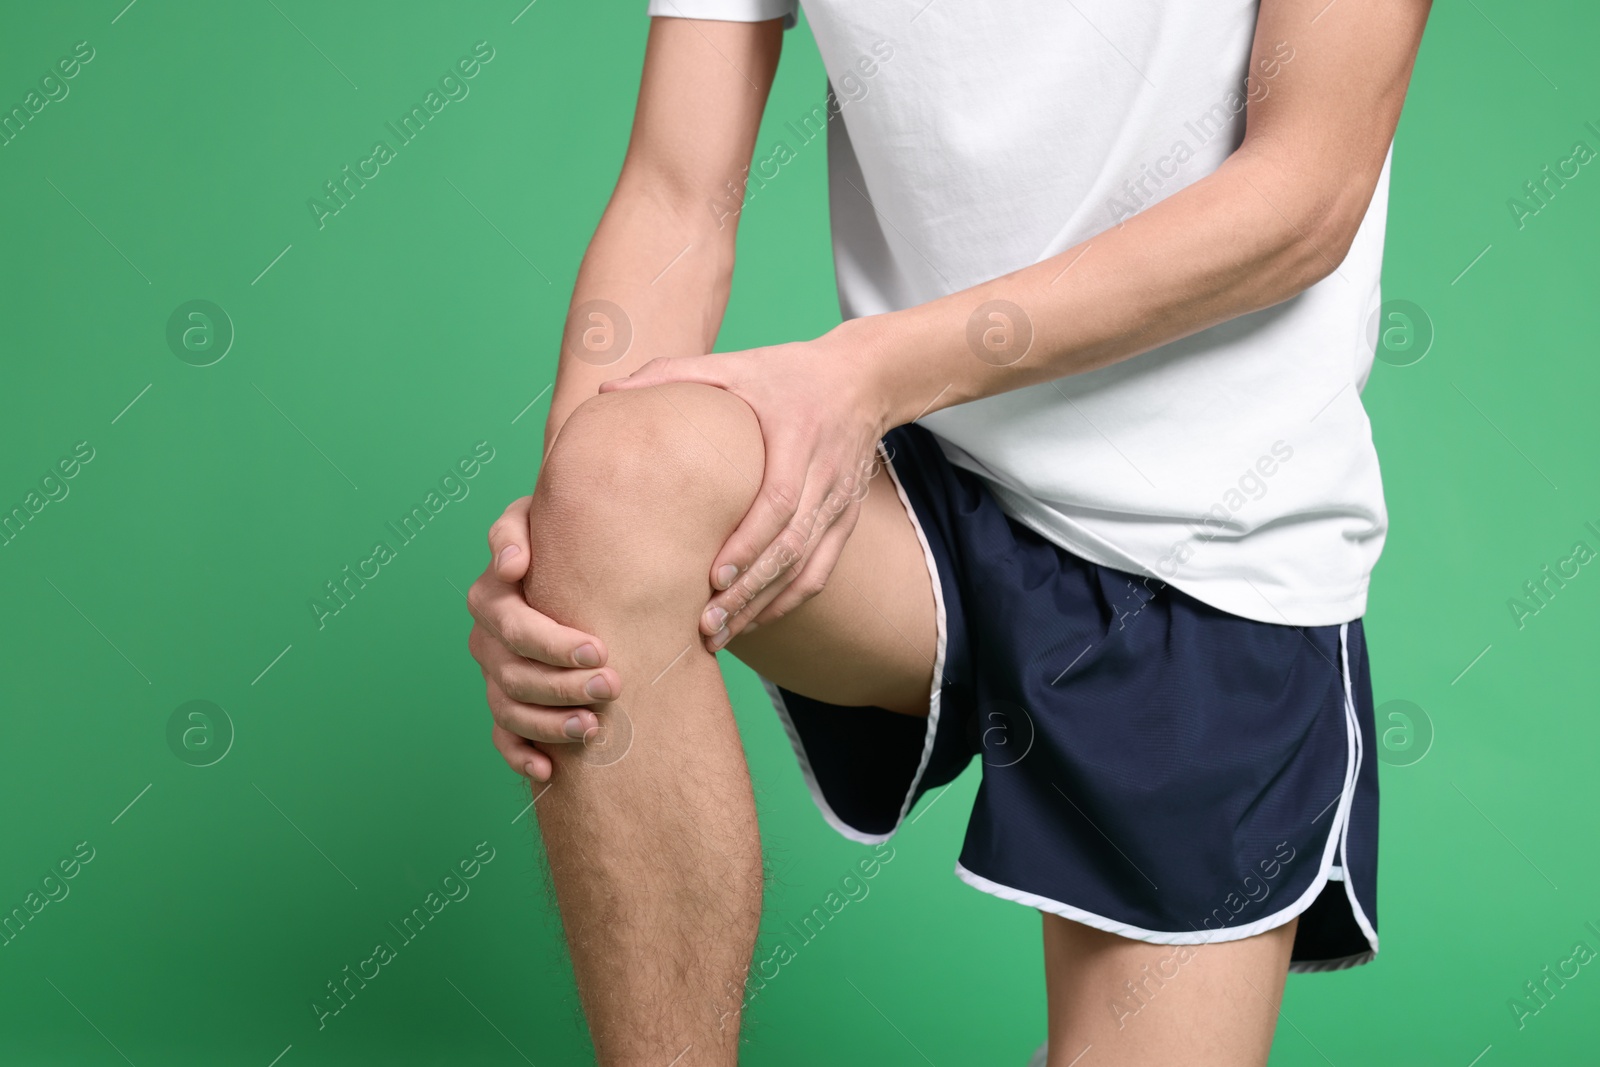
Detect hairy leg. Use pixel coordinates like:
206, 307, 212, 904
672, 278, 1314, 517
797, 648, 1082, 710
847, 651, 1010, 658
524, 383, 935, 1065
1041, 914, 1299, 1067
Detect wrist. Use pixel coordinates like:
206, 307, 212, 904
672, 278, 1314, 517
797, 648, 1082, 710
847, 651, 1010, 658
818, 314, 908, 433
835, 287, 1054, 426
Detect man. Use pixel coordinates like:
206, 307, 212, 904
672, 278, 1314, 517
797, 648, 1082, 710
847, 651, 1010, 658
466, 1, 1430, 1063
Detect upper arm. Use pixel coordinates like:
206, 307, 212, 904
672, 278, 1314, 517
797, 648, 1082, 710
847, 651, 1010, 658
616, 17, 784, 217
1236, 0, 1432, 244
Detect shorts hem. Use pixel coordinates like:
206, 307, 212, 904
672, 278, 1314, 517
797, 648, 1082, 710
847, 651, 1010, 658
954, 862, 1331, 950
951, 624, 1378, 968
759, 440, 950, 845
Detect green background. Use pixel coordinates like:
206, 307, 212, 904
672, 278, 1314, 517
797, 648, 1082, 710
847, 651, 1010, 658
2, 1, 1596, 1063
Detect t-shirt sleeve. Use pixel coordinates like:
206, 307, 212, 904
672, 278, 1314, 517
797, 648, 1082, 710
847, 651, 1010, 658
645, 0, 797, 28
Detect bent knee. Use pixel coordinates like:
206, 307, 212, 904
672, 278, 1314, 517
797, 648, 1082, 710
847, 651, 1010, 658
534, 383, 763, 551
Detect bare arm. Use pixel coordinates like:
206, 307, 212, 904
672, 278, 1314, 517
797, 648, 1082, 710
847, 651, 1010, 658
857, 0, 1433, 425
544, 15, 782, 449
470, 16, 783, 781
604, 0, 1433, 645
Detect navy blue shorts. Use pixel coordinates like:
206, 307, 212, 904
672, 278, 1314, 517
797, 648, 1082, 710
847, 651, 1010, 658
763, 424, 1379, 971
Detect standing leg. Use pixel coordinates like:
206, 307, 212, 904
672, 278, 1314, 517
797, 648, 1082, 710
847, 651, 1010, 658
1040, 914, 1299, 1067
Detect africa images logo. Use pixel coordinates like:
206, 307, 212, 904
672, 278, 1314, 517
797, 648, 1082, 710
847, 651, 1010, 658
306, 41, 496, 230
309, 442, 496, 630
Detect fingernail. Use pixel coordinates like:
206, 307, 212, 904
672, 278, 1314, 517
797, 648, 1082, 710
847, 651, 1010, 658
744, 622, 760, 634
574, 643, 601, 667
710, 627, 731, 650
703, 606, 728, 632
498, 544, 520, 567
563, 715, 587, 739
714, 564, 739, 590
584, 676, 614, 701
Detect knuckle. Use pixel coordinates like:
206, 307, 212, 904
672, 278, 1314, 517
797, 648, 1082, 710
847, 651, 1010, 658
562, 673, 593, 704
524, 629, 560, 664
821, 482, 852, 517
488, 615, 517, 651
492, 663, 522, 699
496, 618, 531, 657
794, 573, 827, 600
721, 585, 754, 614
738, 584, 783, 621
470, 637, 495, 676
464, 581, 492, 620
498, 617, 530, 654
727, 566, 772, 605
772, 529, 809, 566
471, 619, 503, 657
495, 496, 530, 526
763, 481, 800, 516
763, 597, 799, 624
532, 663, 582, 704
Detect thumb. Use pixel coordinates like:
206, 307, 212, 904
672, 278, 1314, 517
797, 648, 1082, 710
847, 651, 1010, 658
598, 356, 699, 394
597, 372, 655, 394
488, 496, 534, 581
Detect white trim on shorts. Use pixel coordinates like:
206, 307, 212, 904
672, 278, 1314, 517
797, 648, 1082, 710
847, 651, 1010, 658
952, 623, 1378, 968
760, 440, 949, 846
763, 448, 1380, 969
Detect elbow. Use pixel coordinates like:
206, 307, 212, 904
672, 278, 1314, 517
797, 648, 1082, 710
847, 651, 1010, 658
1282, 180, 1375, 290
1230, 138, 1381, 293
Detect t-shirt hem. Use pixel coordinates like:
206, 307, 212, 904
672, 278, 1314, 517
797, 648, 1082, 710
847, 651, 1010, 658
987, 482, 1370, 628
645, 0, 797, 27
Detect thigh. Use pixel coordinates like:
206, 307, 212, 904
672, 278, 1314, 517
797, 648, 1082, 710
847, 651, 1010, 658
728, 454, 938, 718
1040, 914, 1298, 1067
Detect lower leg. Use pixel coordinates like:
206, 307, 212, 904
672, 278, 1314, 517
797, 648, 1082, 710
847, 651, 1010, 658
524, 385, 767, 1065
1042, 914, 1298, 1067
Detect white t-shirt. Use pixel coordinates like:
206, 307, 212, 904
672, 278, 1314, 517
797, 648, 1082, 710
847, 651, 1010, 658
648, 0, 1390, 626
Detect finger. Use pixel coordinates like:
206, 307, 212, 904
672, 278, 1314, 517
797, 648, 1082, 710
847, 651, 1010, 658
491, 721, 553, 782
700, 509, 803, 638
489, 683, 601, 744
467, 576, 608, 669
713, 501, 857, 650
706, 441, 879, 621
596, 357, 724, 394
596, 359, 668, 393
703, 442, 813, 606
487, 496, 534, 581
704, 475, 843, 645
496, 656, 621, 708
750, 505, 860, 627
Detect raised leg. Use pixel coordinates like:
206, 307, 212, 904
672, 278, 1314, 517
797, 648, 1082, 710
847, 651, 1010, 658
523, 382, 936, 1065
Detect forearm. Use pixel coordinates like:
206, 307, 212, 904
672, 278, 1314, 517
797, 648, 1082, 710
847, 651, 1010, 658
545, 183, 735, 452
543, 14, 783, 453
849, 146, 1375, 430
